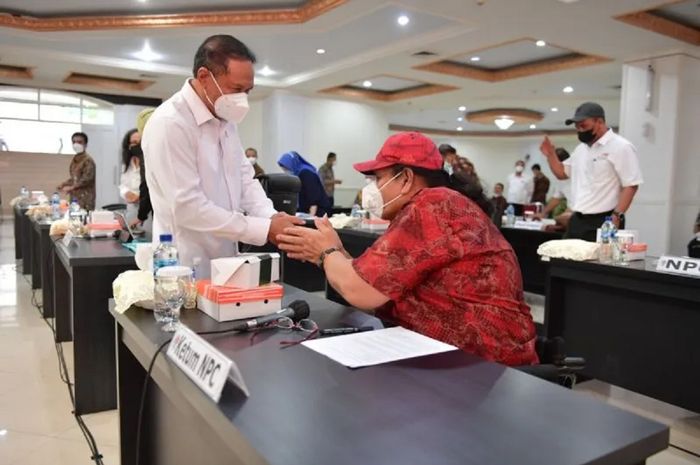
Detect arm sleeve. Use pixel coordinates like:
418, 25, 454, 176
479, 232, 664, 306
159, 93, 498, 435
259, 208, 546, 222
352, 202, 463, 300
237, 141, 276, 219
118, 169, 132, 199
137, 160, 152, 222
146, 117, 271, 245
609, 143, 644, 187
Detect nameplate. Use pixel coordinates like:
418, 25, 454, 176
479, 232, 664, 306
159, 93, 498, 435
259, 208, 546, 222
656, 256, 700, 278
166, 324, 248, 402
62, 231, 75, 247
512, 220, 545, 231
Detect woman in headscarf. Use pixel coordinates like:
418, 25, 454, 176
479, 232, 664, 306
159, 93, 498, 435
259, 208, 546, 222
278, 151, 331, 217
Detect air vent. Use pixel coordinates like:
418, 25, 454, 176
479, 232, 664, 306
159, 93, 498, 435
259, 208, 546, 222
63, 72, 154, 91
139, 73, 158, 79
0, 64, 33, 79
412, 51, 438, 57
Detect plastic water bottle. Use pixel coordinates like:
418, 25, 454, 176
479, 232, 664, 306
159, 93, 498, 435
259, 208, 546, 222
610, 231, 625, 265
50, 192, 61, 220
70, 198, 80, 213
184, 257, 200, 309
153, 234, 179, 322
19, 186, 29, 199
505, 204, 515, 226
599, 216, 616, 264
350, 204, 360, 218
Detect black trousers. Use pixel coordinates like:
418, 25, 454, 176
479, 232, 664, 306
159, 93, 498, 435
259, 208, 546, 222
566, 211, 624, 242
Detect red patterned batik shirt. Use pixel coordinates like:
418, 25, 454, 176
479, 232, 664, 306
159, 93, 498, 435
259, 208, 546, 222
353, 187, 538, 366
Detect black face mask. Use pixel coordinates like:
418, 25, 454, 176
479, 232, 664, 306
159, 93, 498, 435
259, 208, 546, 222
577, 128, 596, 144
129, 144, 143, 159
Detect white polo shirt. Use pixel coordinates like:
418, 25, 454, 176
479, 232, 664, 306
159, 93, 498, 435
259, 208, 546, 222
506, 173, 534, 205
143, 80, 276, 277
564, 129, 643, 214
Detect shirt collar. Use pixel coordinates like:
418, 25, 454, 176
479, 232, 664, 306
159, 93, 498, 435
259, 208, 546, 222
594, 128, 614, 147
181, 79, 217, 126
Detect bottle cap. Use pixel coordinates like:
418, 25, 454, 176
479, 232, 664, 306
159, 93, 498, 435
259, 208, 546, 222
159, 233, 173, 242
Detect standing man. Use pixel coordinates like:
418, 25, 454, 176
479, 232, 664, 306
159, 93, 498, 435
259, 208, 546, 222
540, 102, 643, 241
505, 160, 533, 216
318, 152, 341, 208
57, 132, 96, 210
245, 147, 265, 177
530, 163, 550, 203
143, 34, 302, 276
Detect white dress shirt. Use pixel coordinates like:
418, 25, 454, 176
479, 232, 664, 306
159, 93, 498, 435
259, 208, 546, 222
564, 129, 643, 214
506, 173, 534, 205
142, 80, 276, 277
119, 161, 141, 219
551, 179, 572, 202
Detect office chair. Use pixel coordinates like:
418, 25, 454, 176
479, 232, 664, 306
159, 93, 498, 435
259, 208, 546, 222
256, 173, 301, 215
101, 203, 127, 212
516, 336, 585, 388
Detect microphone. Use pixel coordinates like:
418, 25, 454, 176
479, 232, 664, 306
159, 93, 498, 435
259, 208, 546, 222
231, 300, 310, 332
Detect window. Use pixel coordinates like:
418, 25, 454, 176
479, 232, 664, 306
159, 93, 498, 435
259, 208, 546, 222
0, 86, 114, 154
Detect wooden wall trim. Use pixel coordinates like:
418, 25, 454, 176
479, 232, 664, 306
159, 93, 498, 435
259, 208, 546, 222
388, 124, 578, 138
0, 0, 347, 32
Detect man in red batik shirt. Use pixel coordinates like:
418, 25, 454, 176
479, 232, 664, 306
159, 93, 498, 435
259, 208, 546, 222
277, 132, 537, 366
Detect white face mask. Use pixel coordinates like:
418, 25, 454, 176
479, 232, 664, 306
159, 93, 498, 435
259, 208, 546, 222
515, 165, 524, 173
443, 161, 453, 175
247, 157, 257, 165
361, 170, 405, 219
72, 143, 85, 154
204, 73, 250, 124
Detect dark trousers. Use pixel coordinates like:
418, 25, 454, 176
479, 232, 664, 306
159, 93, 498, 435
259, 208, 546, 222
328, 196, 334, 208
565, 211, 623, 242
510, 203, 525, 216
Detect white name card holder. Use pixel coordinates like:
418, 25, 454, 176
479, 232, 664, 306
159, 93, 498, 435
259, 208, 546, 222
656, 256, 700, 278
62, 231, 75, 247
166, 324, 249, 402
513, 220, 545, 231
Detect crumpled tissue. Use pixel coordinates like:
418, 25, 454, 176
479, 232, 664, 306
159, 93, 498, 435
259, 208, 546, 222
537, 239, 600, 262
112, 270, 154, 314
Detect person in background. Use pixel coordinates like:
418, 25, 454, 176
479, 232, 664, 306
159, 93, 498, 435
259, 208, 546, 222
537, 148, 571, 220
490, 182, 508, 224
278, 151, 331, 217
245, 147, 265, 177
688, 211, 700, 258
142, 34, 302, 275
318, 151, 342, 207
119, 128, 142, 219
129, 108, 155, 229
276, 132, 537, 366
530, 163, 550, 204
505, 160, 533, 216
57, 132, 96, 210
540, 102, 643, 241
438, 143, 458, 174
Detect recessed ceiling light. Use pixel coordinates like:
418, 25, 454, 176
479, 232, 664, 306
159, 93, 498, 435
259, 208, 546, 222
397, 15, 410, 26
470, 56, 481, 62
458, 105, 466, 111
536, 40, 547, 47
258, 65, 276, 77
563, 86, 574, 93
316, 48, 326, 55
457, 117, 463, 122
456, 126, 464, 131
0, 429, 7, 436
529, 124, 537, 129
550, 107, 559, 112
132, 40, 162, 62
494, 117, 515, 130
136, 0, 147, 3
362, 80, 373, 88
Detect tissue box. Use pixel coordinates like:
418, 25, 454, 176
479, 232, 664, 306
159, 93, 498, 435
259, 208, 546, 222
196, 280, 283, 322
211, 253, 280, 289
90, 210, 115, 224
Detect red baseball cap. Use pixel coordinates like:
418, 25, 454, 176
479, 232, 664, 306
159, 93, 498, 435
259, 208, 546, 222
353, 132, 443, 174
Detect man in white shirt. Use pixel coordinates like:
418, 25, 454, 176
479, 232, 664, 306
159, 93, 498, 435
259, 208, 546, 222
540, 102, 643, 241
506, 160, 534, 216
143, 34, 302, 276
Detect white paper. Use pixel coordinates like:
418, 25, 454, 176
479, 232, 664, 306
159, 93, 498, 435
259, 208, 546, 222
302, 327, 457, 368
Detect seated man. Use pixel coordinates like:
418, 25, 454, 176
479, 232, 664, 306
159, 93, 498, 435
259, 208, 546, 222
277, 132, 538, 366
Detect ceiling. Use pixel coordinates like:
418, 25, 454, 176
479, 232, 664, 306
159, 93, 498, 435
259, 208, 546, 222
0, 0, 698, 133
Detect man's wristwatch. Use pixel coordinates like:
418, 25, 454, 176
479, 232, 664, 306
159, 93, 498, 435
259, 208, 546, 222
612, 211, 625, 221
318, 247, 341, 268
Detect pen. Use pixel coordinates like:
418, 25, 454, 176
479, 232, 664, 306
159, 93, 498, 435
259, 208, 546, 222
319, 326, 374, 336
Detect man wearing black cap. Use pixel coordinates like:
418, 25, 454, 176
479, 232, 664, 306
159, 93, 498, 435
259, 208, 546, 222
540, 102, 643, 241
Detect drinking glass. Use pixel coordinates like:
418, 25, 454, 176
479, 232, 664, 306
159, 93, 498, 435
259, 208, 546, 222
154, 275, 185, 332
